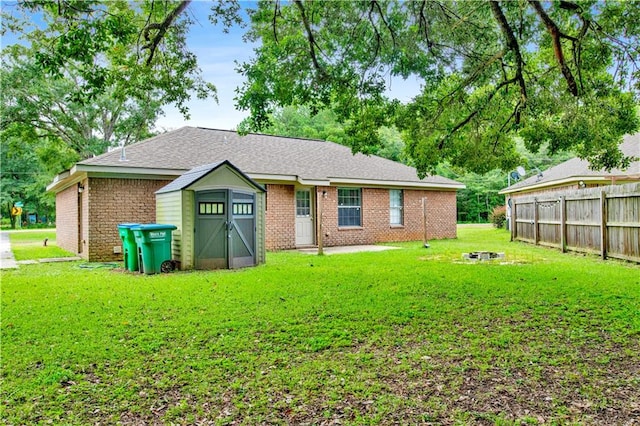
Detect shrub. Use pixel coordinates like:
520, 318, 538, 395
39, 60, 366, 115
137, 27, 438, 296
489, 205, 507, 228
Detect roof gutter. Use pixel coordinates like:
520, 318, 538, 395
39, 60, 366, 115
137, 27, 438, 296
499, 176, 617, 195
48, 164, 465, 193
329, 177, 465, 190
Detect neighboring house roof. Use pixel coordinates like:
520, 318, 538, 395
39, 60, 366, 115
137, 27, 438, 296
48, 126, 464, 192
156, 160, 266, 194
500, 133, 640, 195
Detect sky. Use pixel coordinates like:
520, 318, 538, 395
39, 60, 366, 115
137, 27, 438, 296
1, 0, 422, 133
155, 1, 255, 132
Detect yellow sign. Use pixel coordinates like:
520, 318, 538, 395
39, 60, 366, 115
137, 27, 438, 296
11, 206, 22, 216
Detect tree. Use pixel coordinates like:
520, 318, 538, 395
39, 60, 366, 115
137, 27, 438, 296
0, 132, 73, 228
1, 1, 219, 226
1, 46, 162, 159
236, 1, 640, 176
1, 0, 216, 136
4, 1, 638, 177
238, 105, 410, 162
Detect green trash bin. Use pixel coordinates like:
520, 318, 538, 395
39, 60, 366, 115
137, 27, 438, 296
117, 223, 140, 272
131, 224, 177, 275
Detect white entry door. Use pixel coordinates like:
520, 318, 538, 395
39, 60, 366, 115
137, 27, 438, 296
295, 189, 314, 246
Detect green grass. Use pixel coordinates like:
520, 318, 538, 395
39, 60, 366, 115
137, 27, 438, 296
2, 226, 639, 425
7, 230, 75, 260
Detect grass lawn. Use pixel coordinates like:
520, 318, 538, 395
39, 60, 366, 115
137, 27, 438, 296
2, 226, 639, 425
7, 230, 75, 261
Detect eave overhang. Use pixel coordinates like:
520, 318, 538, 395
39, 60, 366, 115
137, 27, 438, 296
48, 165, 465, 193
499, 175, 639, 195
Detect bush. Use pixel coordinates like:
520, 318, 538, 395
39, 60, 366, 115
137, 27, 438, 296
489, 205, 507, 228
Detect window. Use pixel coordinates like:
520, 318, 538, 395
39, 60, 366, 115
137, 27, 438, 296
233, 202, 253, 216
338, 188, 361, 227
199, 202, 224, 215
390, 189, 403, 225
296, 190, 311, 217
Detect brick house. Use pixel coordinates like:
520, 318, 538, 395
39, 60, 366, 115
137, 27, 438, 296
499, 133, 639, 228
47, 127, 464, 262
500, 133, 639, 199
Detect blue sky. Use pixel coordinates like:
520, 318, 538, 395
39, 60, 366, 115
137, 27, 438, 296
156, 1, 256, 131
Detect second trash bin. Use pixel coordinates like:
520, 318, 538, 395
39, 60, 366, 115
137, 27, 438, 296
118, 223, 140, 272
131, 224, 177, 274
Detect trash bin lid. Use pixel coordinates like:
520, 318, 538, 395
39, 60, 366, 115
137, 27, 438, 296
118, 223, 140, 229
131, 224, 177, 231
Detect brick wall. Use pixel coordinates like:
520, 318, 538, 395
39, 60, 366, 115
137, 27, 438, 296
86, 178, 172, 261
265, 184, 296, 250
320, 187, 457, 247
58, 178, 458, 258
55, 183, 81, 256
264, 184, 458, 250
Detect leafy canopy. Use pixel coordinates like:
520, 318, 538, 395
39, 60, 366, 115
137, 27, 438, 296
3, 1, 639, 178
237, 0, 640, 176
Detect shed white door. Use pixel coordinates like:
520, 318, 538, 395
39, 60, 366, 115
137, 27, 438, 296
295, 189, 314, 246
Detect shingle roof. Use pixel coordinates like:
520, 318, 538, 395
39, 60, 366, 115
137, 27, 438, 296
78, 126, 462, 188
156, 160, 265, 194
501, 133, 640, 194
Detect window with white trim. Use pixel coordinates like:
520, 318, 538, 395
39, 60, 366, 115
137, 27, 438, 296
338, 188, 361, 227
390, 189, 403, 225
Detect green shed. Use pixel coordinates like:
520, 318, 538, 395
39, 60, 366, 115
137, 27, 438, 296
155, 160, 266, 270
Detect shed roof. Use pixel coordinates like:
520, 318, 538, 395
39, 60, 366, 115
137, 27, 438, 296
156, 160, 266, 194
65, 126, 462, 190
500, 133, 640, 195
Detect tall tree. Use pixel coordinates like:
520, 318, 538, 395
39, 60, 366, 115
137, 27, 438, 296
236, 0, 640, 176
4, 1, 638, 177
1, 0, 217, 226
238, 105, 410, 162
1, 47, 162, 159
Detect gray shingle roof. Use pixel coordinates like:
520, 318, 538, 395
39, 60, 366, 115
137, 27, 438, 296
156, 160, 265, 194
502, 133, 640, 193
79, 127, 462, 188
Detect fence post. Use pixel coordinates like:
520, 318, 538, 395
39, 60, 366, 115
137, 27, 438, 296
511, 198, 516, 242
533, 198, 539, 245
560, 196, 566, 253
600, 190, 607, 260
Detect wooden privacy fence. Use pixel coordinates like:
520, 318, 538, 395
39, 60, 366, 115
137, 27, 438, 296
511, 182, 640, 263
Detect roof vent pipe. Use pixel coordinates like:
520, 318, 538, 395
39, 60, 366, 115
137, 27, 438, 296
119, 145, 128, 162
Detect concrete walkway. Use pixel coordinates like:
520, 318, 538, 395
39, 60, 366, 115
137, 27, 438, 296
298, 245, 401, 255
0, 231, 81, 270
0, 232, 18, 269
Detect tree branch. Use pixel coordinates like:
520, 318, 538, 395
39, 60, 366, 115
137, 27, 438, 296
528, 0, 579, 96
142, 0, 191, 66
489, 1, 527, 110
294, 0, 326, 78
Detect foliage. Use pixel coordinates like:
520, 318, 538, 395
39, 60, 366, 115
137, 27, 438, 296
239, 105, 410, 163
237, 1, 640, 176
5, 1, 638, 177
489, 205, 507, 229
1, 1, 216, 121
0, 133, 66, 228
2, 226, 639, 424
0, 47, 162, 159
1, 1, 219, 228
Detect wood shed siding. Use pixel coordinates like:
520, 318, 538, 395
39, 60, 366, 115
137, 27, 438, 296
256, 192, 266, 264
182, 191, 195, 269
156, 191, 184, 267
